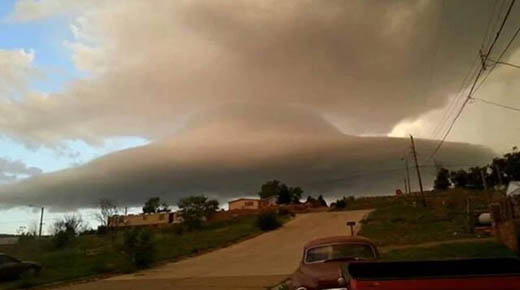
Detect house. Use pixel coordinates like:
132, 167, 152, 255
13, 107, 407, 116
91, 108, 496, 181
108, 211, 183, 228
263, 195, 278, 206
228, 196, 278, 211
228, 198, 262, 211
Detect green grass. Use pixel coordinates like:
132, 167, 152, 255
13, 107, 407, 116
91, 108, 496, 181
356, 189, 505, 247
359, 203, 475, 246
354, 189, 518, 261
382, 241, 516, 261
0, 214, 282, 289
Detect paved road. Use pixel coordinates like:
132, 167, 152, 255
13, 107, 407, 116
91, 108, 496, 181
57, 210, 371, 290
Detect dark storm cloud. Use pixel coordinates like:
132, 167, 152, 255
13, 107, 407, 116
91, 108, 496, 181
0, 106, 494, 209
0, 0, 514, 208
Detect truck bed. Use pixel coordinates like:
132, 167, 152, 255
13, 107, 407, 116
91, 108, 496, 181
345, 258, 520, 290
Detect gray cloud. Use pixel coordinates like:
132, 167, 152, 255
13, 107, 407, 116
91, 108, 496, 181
0, 1, 517, 208
0, 106, 494, 209
0, 157, 42, 184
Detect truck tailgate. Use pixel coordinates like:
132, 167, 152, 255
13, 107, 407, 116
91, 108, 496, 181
351, 276, 520, 290
346, 258, 520, 290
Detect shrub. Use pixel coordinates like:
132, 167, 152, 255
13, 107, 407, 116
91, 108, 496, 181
278, 207, 295, 217
96, 225, 109, 235
256, 211, 281, 231
52, 230, 75, 248
121, 228, 156, 268
171, 224, 185, 235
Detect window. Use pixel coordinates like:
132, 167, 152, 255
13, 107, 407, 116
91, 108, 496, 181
159, 214, 165, 221
305, 243, 376, 263
245, 201, 254, 206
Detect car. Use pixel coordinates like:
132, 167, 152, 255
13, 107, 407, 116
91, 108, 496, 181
287, 236, 379, 290
0, 253, 42, 281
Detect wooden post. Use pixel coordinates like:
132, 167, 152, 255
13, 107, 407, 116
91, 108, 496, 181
410, 135, 426, 207
39, 207, 44, 238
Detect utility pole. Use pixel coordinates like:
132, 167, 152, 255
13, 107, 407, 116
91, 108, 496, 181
480, 169, 488, 190
39, 207, 44, 238
405, 157, 411, 195
410, 135, 426, 207
404, 178, 408, 194
401, 157, 412, 195
495, 164, 504, 188
481, 168, 491, 203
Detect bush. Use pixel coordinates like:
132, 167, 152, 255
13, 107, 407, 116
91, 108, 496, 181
121, 228, 156, 268
96, 225, 109, 235
171, 224, 185, 235
278, 207, 295, 217
256, 211, 281, 231
52, 230, 75, 248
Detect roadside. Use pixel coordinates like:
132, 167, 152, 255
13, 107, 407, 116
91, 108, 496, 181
0, 215, 277, 290
352, 190, 517, 260
379, 237, 496, 253
383, 240, 516, 261
52, 210, 371, 290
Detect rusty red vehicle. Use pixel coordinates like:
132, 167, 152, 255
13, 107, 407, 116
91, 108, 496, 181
288, 236, 379, 290
289, 236, 520, 290
344, 258, 520, 290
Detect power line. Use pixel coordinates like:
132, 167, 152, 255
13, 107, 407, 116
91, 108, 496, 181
426, 0, 517, 162
492, 60, 520, 69
483, 0, 516, 62
474, 5, 520, 93
471, 96, 520, 112
430, 0, 506, 141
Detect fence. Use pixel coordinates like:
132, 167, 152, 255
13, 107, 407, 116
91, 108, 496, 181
491, 196, 520, 252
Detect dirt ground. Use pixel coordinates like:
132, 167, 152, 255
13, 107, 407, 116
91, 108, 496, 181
56, 210, 371, 290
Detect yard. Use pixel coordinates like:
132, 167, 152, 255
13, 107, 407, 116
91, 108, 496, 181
352, 189, 517, 260
0, 214, 283, 289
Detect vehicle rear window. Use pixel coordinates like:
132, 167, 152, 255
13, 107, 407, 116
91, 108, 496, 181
305, 243, 375, 263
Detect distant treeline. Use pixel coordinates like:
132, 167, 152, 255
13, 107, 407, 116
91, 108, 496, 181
434, 146, 520, 190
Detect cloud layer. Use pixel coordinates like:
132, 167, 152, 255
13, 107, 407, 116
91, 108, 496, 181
1, 0, 512, 147
0, 157, 42, 183
0, 1, 519, 209
0, 107, 494, 209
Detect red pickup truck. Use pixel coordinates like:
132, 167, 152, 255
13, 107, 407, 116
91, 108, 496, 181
345, 257, 520, 290
288, 236, 520, 290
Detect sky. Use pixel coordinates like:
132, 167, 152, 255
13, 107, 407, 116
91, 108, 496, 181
1, 0, 520, 233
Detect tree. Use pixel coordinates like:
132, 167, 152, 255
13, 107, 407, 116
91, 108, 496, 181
258, 180, 282, 199
433, 168, 451, 190
52, 214, 87, 247
450, 169, 468, 188
290, 186, 303, 203
334, 197, 347, 209
317, 195, 328, 207
178, 195, 219, 229
95, 199, 118, 226
466, 167, 485, 189
142, 197, 169, 214
258, 180, 304, 204
277, 184, 292, 204
52, 214, 86, 236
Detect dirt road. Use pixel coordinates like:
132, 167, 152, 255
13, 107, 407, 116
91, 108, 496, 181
57, 210, 371, 290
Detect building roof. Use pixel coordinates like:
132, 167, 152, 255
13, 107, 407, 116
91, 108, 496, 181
228, 198, 260, 203
304, 235, 375, 249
